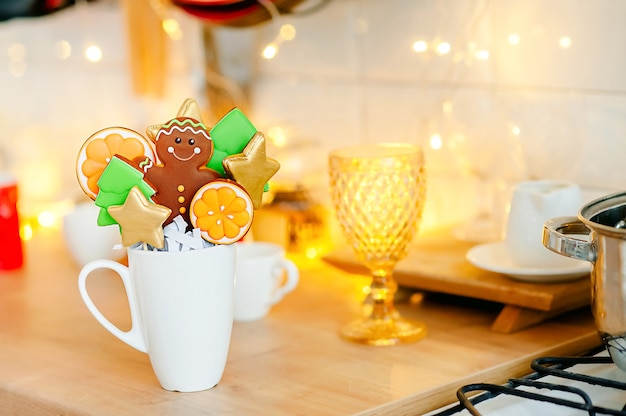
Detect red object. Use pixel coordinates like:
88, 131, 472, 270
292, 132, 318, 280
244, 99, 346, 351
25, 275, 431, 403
0, 175, 22, 271
171, 0, 305, 27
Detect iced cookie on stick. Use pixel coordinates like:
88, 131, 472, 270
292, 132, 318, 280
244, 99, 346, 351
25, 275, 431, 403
94, 155, 156, 227
223, 132, 280, 209
146, 102, 277, 212
108, 186, 171, 249
77, 127, 155, 200
139, 116, 220, 228
208, 107, 257, 177
75, 98, 280, 251
190, 179, 254, 245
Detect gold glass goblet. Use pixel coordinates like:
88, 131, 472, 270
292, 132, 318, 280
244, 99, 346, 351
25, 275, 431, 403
329, 143, 427, 346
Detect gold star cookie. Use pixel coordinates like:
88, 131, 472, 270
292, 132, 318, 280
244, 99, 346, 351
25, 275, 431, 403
108, 187, 172, 248
223, 132, 280, 209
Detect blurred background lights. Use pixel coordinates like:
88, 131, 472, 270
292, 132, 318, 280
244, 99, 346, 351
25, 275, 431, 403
261, 23, 296, 59
442, 100, 453, 115
436, 42, 451, 55
7, 43, 26, 61
280, 24, 296, 40
267, 126, 288, 147
84, 44, 102, 62
7, 43, 27, 77
412, 40, 428, 53
511, 125, 521, 136
430, 134, 443, 150
37, 211, 57, 228
262, 43, 278, 59
507, 33, 520, 45
162, 18, 182, 40
20, 223, 33, 241
305, 246, 319, 260
559, 36, 572, 49
55, 40, 71, 60
474, 49, 489, 60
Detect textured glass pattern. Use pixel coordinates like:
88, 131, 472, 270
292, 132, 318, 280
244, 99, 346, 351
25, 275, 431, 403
329, 144, 426, 270
329, 143, 428, 345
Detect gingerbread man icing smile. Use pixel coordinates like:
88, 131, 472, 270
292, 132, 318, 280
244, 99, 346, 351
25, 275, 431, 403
141, 116, 220, 228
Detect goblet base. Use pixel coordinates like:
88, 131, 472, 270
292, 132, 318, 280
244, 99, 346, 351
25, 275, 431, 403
340, 317, 427, 346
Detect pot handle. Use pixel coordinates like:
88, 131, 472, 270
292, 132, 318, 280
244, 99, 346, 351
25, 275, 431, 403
542, 216, 595, 263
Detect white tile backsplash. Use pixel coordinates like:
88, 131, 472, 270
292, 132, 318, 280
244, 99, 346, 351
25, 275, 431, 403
1, 0, 625, 231
492, 0, 626, 92
249, 0, 626, 229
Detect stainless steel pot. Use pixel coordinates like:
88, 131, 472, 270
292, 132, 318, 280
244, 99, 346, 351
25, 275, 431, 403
543, 191, 626, 371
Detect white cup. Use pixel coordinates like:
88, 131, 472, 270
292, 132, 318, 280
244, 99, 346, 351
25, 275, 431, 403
78, 245, 236, 392
63, 202, 123, 266
234, 242, 299, 322
504, 180, 584, 268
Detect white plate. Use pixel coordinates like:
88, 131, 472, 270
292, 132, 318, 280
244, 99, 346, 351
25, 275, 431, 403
466, 241, 590, 283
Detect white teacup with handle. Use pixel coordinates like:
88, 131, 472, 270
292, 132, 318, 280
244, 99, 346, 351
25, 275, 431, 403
234, 242, 299, 322
63, 202, 123, 266
78, 245, 236, 392
504, 180, 584, 268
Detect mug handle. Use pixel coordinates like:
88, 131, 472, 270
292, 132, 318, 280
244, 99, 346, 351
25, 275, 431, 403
78, 259, 148, 353
269, 259, 299, 305
542, 216, 595, 263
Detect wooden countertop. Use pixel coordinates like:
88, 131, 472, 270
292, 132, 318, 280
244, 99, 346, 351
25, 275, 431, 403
0, 230, 601, 416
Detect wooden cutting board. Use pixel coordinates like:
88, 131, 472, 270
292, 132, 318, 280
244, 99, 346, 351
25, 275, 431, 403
323, 230, 592, 333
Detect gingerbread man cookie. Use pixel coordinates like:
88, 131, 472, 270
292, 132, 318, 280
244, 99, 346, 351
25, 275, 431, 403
140, 116, 220, 228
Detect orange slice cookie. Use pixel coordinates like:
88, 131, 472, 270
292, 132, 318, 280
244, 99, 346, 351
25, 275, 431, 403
190, 179, 254, 245
76, 127, 155, 200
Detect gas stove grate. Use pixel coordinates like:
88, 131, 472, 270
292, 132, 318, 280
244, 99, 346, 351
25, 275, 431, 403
430, 353, 626, 416
531, 356, 626, 390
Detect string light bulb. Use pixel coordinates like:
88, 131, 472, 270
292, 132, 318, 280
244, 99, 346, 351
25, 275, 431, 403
474, 50, 489, 60
436, 42, 451, 55
280, 24, 296, 41
37, 211, 57, 228
412, 40, 428, 53
55, 40, 71, 60
559, 36, 572, 49
258, 0, 297, 60
84, 45, 102, 63
430, 134, 442, 150
162, 18, 182, 41
262, 43, 279, 59
508, 33, 521, 45
267, 126, 288, 147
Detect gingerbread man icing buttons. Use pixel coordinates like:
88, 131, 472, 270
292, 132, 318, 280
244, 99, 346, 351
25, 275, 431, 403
143, 117, 220, 228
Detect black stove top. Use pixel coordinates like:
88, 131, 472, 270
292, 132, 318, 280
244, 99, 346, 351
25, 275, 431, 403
428, 348, 626, 416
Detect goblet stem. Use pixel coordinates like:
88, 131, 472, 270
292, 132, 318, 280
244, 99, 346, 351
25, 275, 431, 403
341, 265, 426, 346
368, 267, 400, 320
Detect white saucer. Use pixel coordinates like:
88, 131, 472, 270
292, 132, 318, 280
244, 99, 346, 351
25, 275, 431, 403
466, 241, 590, 283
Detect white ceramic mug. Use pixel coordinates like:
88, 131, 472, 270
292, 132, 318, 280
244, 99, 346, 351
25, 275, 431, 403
63, 202, 123, 266
78, 245, 236, 392
234, 242, 299, 322
504, 180, 584, 268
